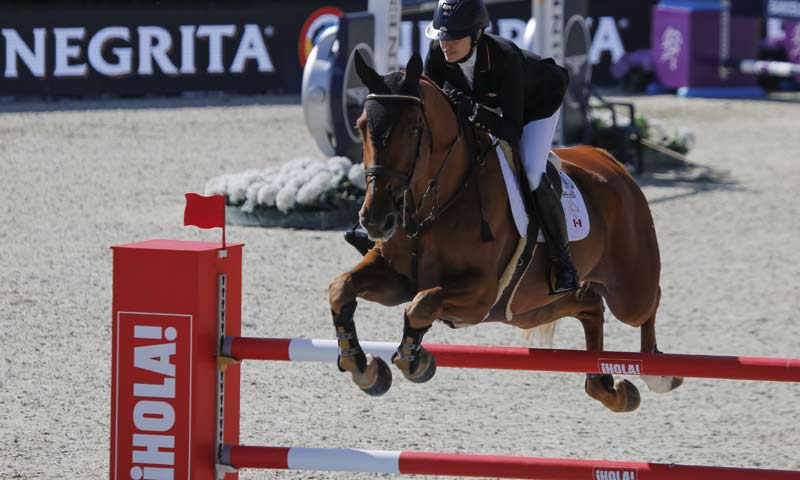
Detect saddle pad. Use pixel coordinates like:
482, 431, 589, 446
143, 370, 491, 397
495, 144, 590, 242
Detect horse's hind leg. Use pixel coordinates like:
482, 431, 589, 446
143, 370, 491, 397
578, 287, 642, 413
639, 307, 684, 393
511, 288, 641, 413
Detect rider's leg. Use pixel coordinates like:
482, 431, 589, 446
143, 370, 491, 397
521, 109, 579, 294
532, 169, 580, 293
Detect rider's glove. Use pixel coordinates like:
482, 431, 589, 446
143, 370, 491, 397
447, 89, 479, 121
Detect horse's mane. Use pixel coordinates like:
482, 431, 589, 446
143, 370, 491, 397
417, 74, 461, 138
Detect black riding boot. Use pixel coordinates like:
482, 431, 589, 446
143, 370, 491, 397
344, 226, 375, 256
531, 171, 580, 294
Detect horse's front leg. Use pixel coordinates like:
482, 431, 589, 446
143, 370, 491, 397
393, 279, 492, 383
329, 249, 415, 396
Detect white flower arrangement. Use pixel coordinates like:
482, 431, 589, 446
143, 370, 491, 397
206, 157, 366, 214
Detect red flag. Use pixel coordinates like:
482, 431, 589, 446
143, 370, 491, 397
184, 193, 226, 248
184, 193, 225, 228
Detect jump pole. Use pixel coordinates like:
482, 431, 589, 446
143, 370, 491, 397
221, 445, 800, 480
224, 337, 800, 382
110, 240, 800, 480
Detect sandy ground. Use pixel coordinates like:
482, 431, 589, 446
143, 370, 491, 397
0, 92, 798, 479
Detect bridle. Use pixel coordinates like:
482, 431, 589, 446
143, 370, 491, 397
363, 92, 462, 238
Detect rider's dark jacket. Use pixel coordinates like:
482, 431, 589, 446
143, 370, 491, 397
423, 33, 569, 145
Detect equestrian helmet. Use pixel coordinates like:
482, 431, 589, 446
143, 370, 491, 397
425, 0, 490, 41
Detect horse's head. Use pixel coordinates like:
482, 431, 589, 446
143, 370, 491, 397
354, 52, 426, 242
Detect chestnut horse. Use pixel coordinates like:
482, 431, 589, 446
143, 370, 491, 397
328, 53, 682, 413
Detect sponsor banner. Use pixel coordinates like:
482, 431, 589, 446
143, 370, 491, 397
112, 312, 192, 480
598, 358, 643, 376
0, 2, 365, 97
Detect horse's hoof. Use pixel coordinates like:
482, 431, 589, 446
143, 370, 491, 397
353, 354, 392, 397
401, 347, 437, 384
611, 379, 641, 413
642, 375, 684, 393
587, 375, 641, 413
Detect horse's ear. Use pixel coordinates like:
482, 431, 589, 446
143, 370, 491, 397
404, 53, 423, 85
354, 51, 384, 92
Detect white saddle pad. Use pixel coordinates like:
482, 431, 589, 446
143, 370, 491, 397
495, 145, 590, 242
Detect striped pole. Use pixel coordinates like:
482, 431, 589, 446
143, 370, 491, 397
221, 445, 800, 480
223, 337, 800, 382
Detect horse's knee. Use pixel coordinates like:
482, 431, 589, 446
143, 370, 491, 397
329, 273, 356, 313
576, 298, 605, 329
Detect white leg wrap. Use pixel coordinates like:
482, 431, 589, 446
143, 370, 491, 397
642, 375, 676, 394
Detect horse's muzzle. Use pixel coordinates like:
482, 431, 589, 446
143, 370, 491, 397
360, 208, 397, 242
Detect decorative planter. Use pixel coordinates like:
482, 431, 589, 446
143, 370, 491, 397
226, 197, 362, 230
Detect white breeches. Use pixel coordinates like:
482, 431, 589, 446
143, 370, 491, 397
521, 108, 561, 190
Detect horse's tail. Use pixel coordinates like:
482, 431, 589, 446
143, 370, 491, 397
522, 319, 562, 348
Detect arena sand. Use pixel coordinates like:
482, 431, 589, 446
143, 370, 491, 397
1, 93, 798, 479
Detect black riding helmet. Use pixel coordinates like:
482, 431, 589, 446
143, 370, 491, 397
425, 0, 490, 41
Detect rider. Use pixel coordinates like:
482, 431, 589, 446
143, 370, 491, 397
346, 0, 579, 294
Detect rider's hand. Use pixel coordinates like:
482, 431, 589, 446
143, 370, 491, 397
447, 89, 477, 118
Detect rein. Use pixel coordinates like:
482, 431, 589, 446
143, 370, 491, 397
363, 91, 491, 240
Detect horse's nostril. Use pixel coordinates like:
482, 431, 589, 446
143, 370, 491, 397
384, 214, 395, 231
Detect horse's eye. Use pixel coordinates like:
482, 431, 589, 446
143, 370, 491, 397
408, 127, 418, 136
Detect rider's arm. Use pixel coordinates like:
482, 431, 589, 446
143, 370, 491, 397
524, 57, 569, 121
470, 51, 524, 143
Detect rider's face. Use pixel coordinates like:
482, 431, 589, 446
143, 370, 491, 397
440, 36, 472, 62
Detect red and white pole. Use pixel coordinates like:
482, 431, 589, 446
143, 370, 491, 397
223, 445, 800, 480
224, 337, 800, 383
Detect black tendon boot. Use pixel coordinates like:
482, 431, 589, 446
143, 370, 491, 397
344, 224, 375, 256
531, 171, 580, 294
